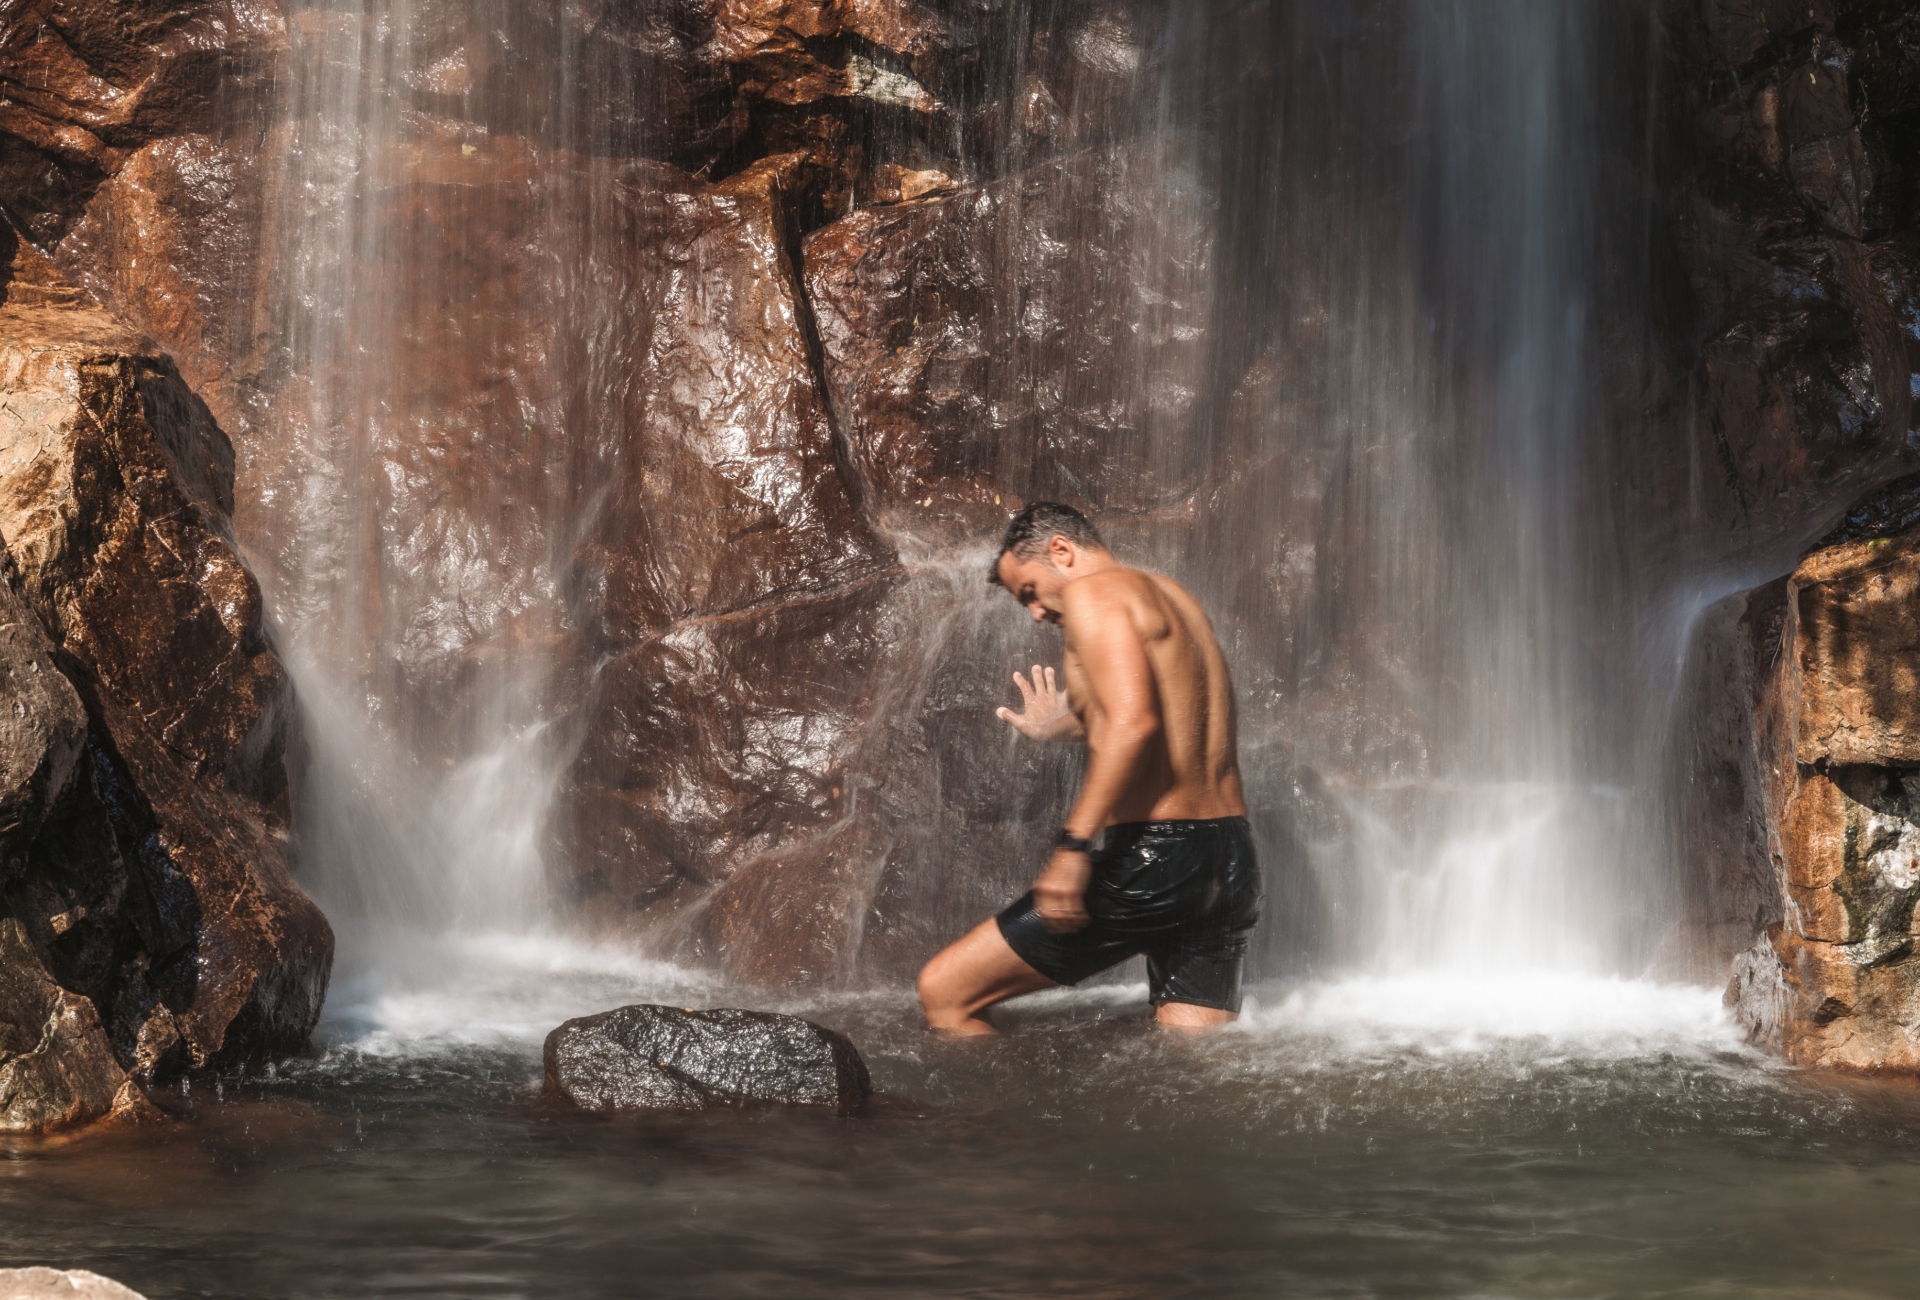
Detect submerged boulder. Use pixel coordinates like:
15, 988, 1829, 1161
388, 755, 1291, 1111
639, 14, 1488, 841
543, 1005, 871, 1113
0, 1270, 147, 1300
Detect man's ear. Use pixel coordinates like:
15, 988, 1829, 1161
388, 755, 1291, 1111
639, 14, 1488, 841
1048, 534, 1075, 568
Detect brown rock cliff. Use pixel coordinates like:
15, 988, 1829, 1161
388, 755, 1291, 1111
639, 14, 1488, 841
0, 230, 329, 1128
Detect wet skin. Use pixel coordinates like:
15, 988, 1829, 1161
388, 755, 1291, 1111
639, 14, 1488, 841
917, 534, 1248, 1035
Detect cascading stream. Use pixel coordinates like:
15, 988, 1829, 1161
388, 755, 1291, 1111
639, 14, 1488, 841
20, 2, 1920, 1293
256, 0, 1695, 1047
258, 1, 619, 1010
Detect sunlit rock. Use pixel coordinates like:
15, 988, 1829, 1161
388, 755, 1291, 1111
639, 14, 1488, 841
0, 234, 331, 1088
0, 0, 285, 249
1728, 496, 1920, 1071
55, 132, 279, 443
544, 1004, 871, 1113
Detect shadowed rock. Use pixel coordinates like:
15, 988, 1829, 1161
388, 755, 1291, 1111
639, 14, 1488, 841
544, 1004, 871, 1113
0, 565, 88, 849
0, 919, 141, 1133
1679, 0, 1919, 551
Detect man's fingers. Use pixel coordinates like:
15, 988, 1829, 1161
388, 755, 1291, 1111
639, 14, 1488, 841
1039, 909, 1089, 934
1034, 882, 1088, 932
1013, 671, 1034, 706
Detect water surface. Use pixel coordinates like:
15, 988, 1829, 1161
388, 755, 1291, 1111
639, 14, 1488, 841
5, 944, 1916, 1299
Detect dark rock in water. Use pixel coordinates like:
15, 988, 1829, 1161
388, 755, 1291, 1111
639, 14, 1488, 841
544, 1005, 871, 1114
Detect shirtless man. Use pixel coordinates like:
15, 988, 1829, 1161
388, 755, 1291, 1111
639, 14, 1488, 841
916, 502, 1261, 1034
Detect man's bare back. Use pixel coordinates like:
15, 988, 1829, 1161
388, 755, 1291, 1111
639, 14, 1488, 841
918, 503, 1262, 1036
1056, 567, 1246, 827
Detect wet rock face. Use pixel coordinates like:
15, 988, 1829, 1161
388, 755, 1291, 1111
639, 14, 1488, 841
543, 1004, 871, 1113
0, 0, 288, 482
803, 144, 1214, 541
1679, 0, 1920, 548
0, 236, 331, 1106
1675, 0, 1920, 1073
253, 140, 899, 914
7, 0, 1195, 1008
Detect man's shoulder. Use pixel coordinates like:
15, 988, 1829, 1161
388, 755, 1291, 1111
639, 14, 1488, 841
1061, 565, 1156, 608
1061, 569, 1175, 645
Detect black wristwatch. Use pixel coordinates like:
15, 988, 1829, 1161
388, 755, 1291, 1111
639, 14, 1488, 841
1054, 828, 1094, 854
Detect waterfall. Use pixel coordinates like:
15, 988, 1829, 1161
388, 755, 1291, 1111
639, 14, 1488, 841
249, 0, 1686, 1030
256, 2, 625, 1002
1164, 0, 1675, 983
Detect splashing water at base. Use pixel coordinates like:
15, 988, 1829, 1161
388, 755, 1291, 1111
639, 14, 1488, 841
316, 930, 719, 1057
14, 961, 1918, 1300
1239, 973, 1751, 1064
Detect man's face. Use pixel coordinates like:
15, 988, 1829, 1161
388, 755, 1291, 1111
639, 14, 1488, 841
995, 537, 1076, 623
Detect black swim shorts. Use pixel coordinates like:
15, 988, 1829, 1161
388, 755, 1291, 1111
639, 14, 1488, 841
996, 816, 1262, 1013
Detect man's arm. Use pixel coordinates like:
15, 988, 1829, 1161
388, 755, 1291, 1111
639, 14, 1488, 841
1032, 578, 1159, 932
1059, 580, 1159, 838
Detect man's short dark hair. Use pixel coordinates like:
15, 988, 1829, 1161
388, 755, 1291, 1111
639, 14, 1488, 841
988, 502, 1107, 586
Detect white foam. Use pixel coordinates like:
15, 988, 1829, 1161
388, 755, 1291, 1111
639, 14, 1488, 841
319, 929, 719, 1056
1237, 973, 1756, 1061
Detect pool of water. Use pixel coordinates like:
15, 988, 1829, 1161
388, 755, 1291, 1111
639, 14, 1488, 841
5, 935, 1919, 1299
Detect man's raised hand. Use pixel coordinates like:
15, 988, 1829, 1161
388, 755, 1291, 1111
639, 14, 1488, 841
996, 664, 1081, 740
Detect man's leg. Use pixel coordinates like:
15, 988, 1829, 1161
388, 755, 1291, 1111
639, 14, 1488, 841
1153, 1001, 1236, 1032
1147, 942, 1243, 1033
917, 919, 1056, 1036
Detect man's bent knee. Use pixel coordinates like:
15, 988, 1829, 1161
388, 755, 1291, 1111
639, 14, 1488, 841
916, 920, 1055, 1035
1154, 1000, 1237, 1032
915, 955, 959, 1020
